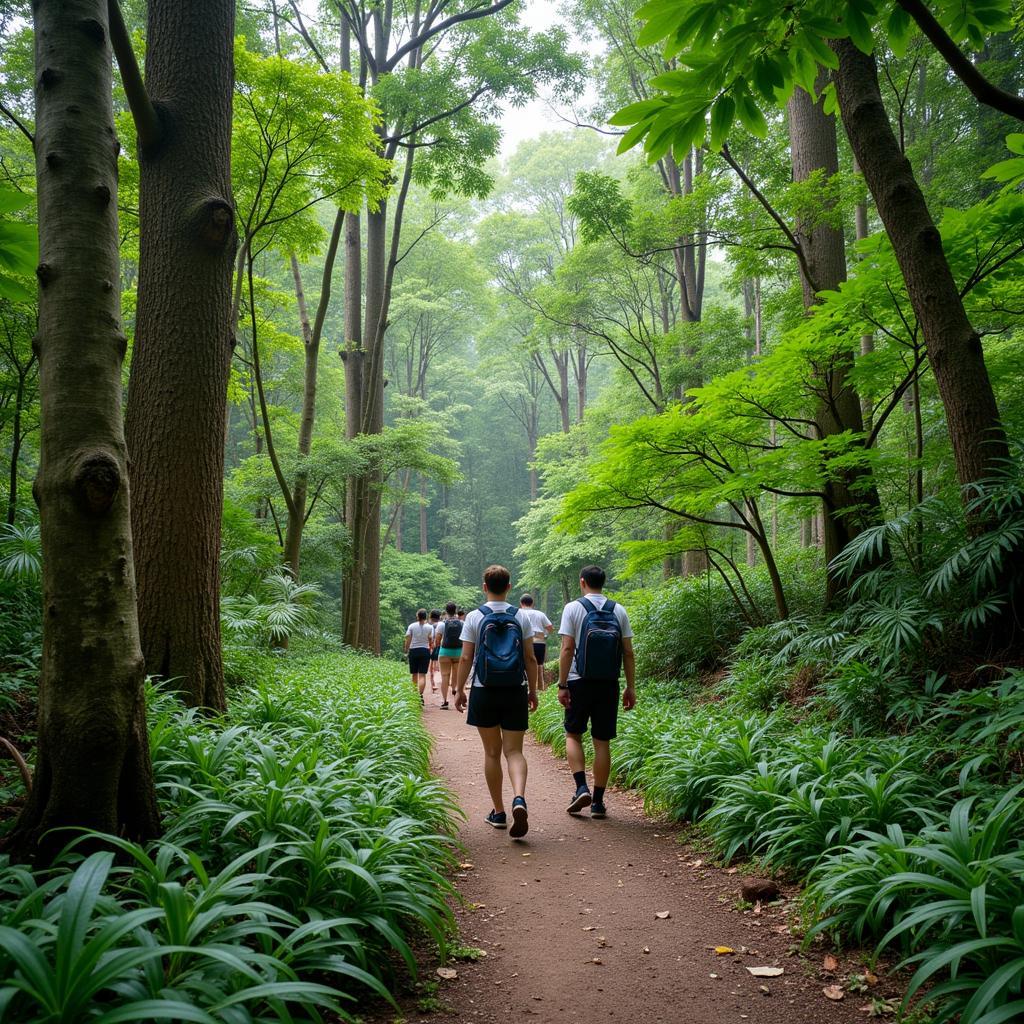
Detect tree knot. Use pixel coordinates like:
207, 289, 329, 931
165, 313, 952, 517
76, 18, 106, 46
193, 198, 236, 251
72, 451, 122, 516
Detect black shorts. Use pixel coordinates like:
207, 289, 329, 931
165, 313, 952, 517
430, 647, 440, 661
533, 642, 546, 664
467, 686, 529, 731
408, 649, 431, 674
564, 679, 620, 741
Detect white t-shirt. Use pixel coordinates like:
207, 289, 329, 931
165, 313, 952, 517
405, 621, 433, 649
558, 594, 633, 682
461, 601, 534, 688
521, 607, 553, 641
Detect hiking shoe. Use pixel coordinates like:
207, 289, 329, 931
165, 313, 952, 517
591, 800, 607, 819
567, 785, 592, 815
509, 796, 529, 839
440, 700, 449, 710
486, 810, 507, 829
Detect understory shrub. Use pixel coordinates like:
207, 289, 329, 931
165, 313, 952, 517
0, 652, 459, 1022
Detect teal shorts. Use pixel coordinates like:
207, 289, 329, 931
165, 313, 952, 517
438, 647, 462, 659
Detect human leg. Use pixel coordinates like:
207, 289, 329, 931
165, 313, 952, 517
565, 732, 586, 776
477, 725, 505, 814
501, 729, 528, 798
592, 738, 611, 789
439, 656, 455, 706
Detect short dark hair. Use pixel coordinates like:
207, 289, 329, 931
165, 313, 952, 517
519, 593, 534, 606
445, 601, 457, 616
457, 608, 466, 617
429, 609, 441, 621
483, 564, 511, 594
417, 608, 428, 621
580, 565, 606, 590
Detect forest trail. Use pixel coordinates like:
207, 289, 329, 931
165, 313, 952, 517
408, 704, 884, 1024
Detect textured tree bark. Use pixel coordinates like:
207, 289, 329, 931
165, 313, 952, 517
831, 39, 1009, 499
853, 158, 875, 432
124, 0, 236, 710
788, 80, 884, 603
5, 0, 159, 864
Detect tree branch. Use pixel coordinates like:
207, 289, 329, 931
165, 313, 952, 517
0, 103, 33, 147
385, 0, 516, 73
896, 0, 1024, 121
108, 0, 162, 152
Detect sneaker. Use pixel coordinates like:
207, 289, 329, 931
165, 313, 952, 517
591, 800, 607, 819
567, 784, 592, 815
440, 701, 449, 710
509, 796, 529, 839
486, 810, 507, 829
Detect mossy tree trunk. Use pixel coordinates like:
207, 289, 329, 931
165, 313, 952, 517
5, 0, 160, 865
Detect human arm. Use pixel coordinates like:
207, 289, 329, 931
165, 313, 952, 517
558, 634, 575, 709
622, 637, 636, 711
522, 637, 539, 712
403, 625, 411, 655
454, 641, 475, 712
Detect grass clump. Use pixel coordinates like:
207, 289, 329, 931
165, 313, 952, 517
0, 650, 459, 1022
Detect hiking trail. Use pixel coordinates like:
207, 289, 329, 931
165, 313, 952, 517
396, 703, 898, 1024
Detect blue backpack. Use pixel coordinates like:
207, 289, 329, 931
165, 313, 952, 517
473, 604, 525, 688
574, 597, 623, 682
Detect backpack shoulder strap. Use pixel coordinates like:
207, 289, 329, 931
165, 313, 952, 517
578, 596, 596, 613
478, 604, 492, 618
603, 599, 616, 613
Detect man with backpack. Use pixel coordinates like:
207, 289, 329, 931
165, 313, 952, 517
455, 565, 540, 839
436, 601, 464, 710
558, 565, 636, 819
519, 593, 554, 690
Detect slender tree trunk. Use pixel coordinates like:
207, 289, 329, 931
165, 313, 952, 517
282, 211, 344, 578
5, 0, 160, 865
6, 369, 27, 525
789, 79, 884, 603
853, 159, 875, 432
124, 0, 236, 710
418, 474, 428, 554
831, 39, 1009, 504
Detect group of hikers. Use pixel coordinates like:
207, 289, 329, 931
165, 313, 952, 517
403, 564, 636, 840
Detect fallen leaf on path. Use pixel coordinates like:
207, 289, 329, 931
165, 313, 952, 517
709, 973, 719, 979
522, 852, 531, 857
758, 986, 770, 995
436, 967, 458, 980
583, 925, 596, 931
864, 971, 879, 986
714, 946, 735, 955
655, 911, 671, 919
823, 954, 839, 972
459, 862, 474, 870
746, 966, 784, 978
590, 958, 603, 965
642, 947, 650, 954
823, 985, 845, 1001
597, 936, 607, 947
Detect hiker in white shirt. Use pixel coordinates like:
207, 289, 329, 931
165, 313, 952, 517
558, 565, 637, 820
455, 565, 539, 839
403, 608, 433, 705
519, 593, 554, 690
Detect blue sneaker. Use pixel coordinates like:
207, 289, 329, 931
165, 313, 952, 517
509, 796, 529, 839
591, 800, 607, 819
567, 784, 592, 814
486, 810, 507, 829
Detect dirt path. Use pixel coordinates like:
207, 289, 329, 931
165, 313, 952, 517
403, 700, 898, 1024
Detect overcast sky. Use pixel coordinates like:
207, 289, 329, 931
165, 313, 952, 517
498, 0, 600, 157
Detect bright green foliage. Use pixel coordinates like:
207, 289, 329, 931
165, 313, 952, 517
613, 0, 1015, 159
0, 187, 35, 303
0, 651, 458, 1022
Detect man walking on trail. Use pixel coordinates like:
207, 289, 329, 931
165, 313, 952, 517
404, 608, 433, 705
558, 565, 637, 819
455, 565, 540, 839
436, 601, 463, 711
428, 609, 442, 693
520, 593, 554, 690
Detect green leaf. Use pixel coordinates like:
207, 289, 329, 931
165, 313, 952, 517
709, 94, 735, 151
616, 118, 656, 155
608, 99, 665, 127
885, 5, 913, 57
845, 6, 875, 54
735, 92, 768, 139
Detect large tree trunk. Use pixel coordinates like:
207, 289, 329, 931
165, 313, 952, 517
6, 0, 160, 864
831, 39, 1009, 499
789, 79, 883, 603
124, 0, 236, 710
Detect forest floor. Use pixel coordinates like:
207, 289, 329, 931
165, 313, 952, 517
369, 699, 907, 1024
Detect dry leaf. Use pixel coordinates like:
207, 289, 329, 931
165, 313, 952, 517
590, 957, 603, 965
436, 967, 458, 981
583, 925, 596, 931
642, 947, 650, 954
655, 911, 671, 919
746, 966, 785, 978
714, 946, 735, 955
823, 954, 839, 972
864, 971, 879, 986
823, 985, 845, 1001
459, 862, 474, 870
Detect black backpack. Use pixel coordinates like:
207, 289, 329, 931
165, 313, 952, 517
441, 617, 463, 649
573, 597, 623, 682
